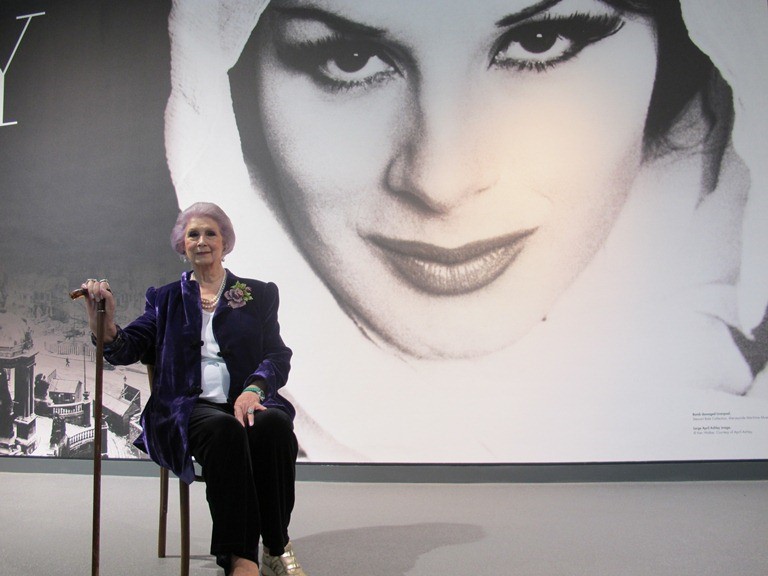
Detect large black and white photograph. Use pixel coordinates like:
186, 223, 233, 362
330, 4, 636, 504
2, 0, 768, 464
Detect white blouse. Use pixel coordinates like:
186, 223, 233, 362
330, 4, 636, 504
199, 309, 230, 403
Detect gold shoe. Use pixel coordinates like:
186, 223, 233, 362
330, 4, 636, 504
261, 542, 307, 576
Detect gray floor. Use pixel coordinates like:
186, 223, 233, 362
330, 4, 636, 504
1, 471, 767, 576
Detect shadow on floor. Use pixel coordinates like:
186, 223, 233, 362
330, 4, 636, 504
291, 522, 485, 576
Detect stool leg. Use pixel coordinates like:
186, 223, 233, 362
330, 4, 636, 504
158, 467, 169, 558
179, 480, 190, 576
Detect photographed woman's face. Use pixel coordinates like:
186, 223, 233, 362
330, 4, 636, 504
251, 0, 659, 358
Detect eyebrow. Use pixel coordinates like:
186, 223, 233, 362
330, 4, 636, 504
270, 5, 386, 37
495, 0, 564, 27
271, 1, 566, 37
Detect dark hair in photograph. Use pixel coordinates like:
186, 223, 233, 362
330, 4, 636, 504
603, 0, 733, 153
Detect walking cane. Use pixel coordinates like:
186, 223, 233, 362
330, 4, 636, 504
70, 287, 106, 576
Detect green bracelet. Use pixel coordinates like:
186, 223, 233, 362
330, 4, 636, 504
243, 385, 265, 402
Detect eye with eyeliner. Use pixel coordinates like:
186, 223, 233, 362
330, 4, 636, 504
274, 33, 402, 92
491, 12, 625, 72
269, 8, 625, 91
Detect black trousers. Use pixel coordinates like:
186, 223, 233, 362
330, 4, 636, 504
188, 400, 298, 570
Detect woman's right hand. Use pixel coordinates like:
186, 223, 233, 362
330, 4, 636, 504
81, 278, 118, 343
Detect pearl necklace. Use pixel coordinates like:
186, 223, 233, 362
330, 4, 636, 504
196, 274, 226, 310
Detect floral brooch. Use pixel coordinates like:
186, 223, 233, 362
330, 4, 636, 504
224, 281, 253, 309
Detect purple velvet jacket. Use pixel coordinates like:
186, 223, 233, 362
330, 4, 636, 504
103, 270, 294, 484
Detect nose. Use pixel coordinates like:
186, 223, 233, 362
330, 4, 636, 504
385, 84, 497, 214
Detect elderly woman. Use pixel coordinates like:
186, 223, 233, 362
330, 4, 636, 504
164, 1, 768, 462
81, 202, 307, 576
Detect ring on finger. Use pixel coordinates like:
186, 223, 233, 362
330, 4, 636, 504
247, 407, 255, 414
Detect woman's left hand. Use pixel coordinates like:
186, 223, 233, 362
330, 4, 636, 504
234, 390, 266, 427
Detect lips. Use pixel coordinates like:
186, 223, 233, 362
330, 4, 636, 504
369, 230, 536, 295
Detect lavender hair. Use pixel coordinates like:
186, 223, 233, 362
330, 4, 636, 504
170, 202, 236, 256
